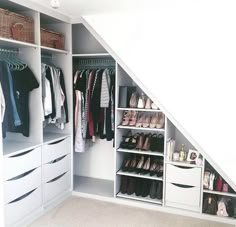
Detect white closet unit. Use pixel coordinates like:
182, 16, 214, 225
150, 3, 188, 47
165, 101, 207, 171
0, 1, 236, 226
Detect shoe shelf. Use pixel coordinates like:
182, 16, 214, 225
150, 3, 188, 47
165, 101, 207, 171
117, 170, 163, 181
117, 148, 164, 157
203, 189, 236, 198
117, 192, 162, 205
117, 125, 165, 132
165, 160, 203, 168
117, 107, 161, 113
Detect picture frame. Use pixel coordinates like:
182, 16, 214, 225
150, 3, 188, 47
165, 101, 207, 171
187, 149, 200, 163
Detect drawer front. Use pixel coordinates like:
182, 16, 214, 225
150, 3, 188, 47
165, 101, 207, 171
165, 201, 200, 212
42, 154, 71, 183
42, 137, 71, 164
5, 187, 42, 227
43, 171, 71, 203
166, 164, 201, 187
4, 167, 41, 204
4, 147, 41, 181
165, 182, 201, 207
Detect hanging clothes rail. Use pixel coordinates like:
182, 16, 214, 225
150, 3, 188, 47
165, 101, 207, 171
0, 48, 19, 55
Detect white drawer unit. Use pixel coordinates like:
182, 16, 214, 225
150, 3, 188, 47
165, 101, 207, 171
165, 182, 201, 211
42, 154, 71, 183
4, 167, 41, 204
4, 147, 41, 181
42, 137, 71, 164
166, 164, 202, 187
43, 171, 71, 203
5, 187, 42, 227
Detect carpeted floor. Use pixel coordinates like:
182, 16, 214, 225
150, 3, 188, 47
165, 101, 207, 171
29, 196, 233, 227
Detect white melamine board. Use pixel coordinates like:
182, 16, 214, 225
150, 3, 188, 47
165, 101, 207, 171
117, 170, 163, 181
73, 175, 114, 198
74, 139, 114, 181
72, 24, 107, 54
43, 132, 70, 144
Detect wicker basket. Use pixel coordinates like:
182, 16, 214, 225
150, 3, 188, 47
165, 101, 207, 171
41, 28, 65, 50
0, 8, 34, 43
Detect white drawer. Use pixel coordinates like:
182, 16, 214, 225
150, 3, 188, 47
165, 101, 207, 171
42, 154, 71, 183
43, 171, 71, 203
42, 137, 71, 164
165, 182, 201, 207
4, 147, 41, 181
5, 187, 42, 227
4, 167, 41, 204
166, 164, 201, 187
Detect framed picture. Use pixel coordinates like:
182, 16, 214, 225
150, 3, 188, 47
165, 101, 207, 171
187, 149, 200, 163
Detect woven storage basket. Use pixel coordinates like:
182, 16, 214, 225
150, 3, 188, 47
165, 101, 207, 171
41, 28, 65, 50
0, 8, 34, 43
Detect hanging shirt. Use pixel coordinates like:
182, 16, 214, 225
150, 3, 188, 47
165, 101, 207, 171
0, 82, 5, 122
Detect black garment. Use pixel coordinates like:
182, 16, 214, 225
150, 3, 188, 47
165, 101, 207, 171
9, 66, 39, 137
59, 69, 69, 123
0, 62, 13, 138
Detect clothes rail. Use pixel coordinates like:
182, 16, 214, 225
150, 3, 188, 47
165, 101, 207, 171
0, 48, 19, 54
74, 57, 115, 69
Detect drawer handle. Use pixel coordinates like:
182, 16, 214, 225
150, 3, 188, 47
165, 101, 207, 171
47, 172, 67, 183
173, 165, 194, 170
9, 149, 35, 158
8, 188, 37, 204
171, 183, 195, 189
48, 154, 68, 164
49, 138, 66, 145
7, 168, 37, 181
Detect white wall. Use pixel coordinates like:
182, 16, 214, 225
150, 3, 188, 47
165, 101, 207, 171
83, 0, 236, 187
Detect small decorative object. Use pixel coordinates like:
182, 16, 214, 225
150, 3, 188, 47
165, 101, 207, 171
187, 149, 200, 164
173, 152, 180, 161
222, 183, 229, 192
179, 144, 187, 162
196, 156, 203, 166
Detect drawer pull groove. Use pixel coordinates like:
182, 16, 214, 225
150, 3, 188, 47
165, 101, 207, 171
47, 172, 67, 183
171, 183, 195, 188
48, 155, 68, 164
8, 188, 37, 204
7, 168, 37, 181
9, 149, 34, 158
173, 165, 193, 169
49, 138, 66, 145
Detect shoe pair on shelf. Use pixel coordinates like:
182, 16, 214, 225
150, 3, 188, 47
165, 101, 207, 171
121, 155, 163, 177
120, 176, 163, 199
120, 132, 164, 153
121, 111, 165, 129
129, 92, 158, 110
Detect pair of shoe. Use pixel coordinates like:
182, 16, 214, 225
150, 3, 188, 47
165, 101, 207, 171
149, 181, 163, 199
120, 131, 139, 150
120, 176, 136, 195
121, 110, 138, 126
135, 113, 165, 129
129, 92, 158, 110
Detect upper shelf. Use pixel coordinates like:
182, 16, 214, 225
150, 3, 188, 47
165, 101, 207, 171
0, 37, 38, 49
117, 108, 161, 113
41, 46, 69, 55
72, 53, 110, 57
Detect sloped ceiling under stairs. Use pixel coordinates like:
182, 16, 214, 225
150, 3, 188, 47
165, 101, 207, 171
81, 1, 236, 190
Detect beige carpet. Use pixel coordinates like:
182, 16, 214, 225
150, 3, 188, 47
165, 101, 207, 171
29, 196, 233, 227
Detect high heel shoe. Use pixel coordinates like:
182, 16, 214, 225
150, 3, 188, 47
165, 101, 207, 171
151, 102, 158, 110
121, 158, 131, 172
141, 157, 151, 174
150, 113, 159, 128
129, 111, 138, 126
156, 113, 165, 129
128, 156, 137, 172
149, 160, 158, 176
128, 133, 139, 150
121, 110, 132, 126
136, 156, 145, 173
119, 131, 132, 149
145, 97, 152, 109
156, 160, 164, 177
142, 133, 151, 151
142, 115, 151, 128
129, 92, 137, 108
136, 133, 144, 150
136, 113, 145, 127
137, 93, 146, 109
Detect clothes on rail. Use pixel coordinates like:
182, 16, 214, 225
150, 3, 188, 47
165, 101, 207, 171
0, 61, 39, 138
41, 63, 69, 130
74, 68, 115, 153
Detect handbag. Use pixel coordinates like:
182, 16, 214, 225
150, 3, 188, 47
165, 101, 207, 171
203, 170, 211, 189
203, 195, 217, 215
216, 176, 223, 191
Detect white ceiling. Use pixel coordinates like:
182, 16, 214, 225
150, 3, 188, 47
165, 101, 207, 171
28, 0, 148, 18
